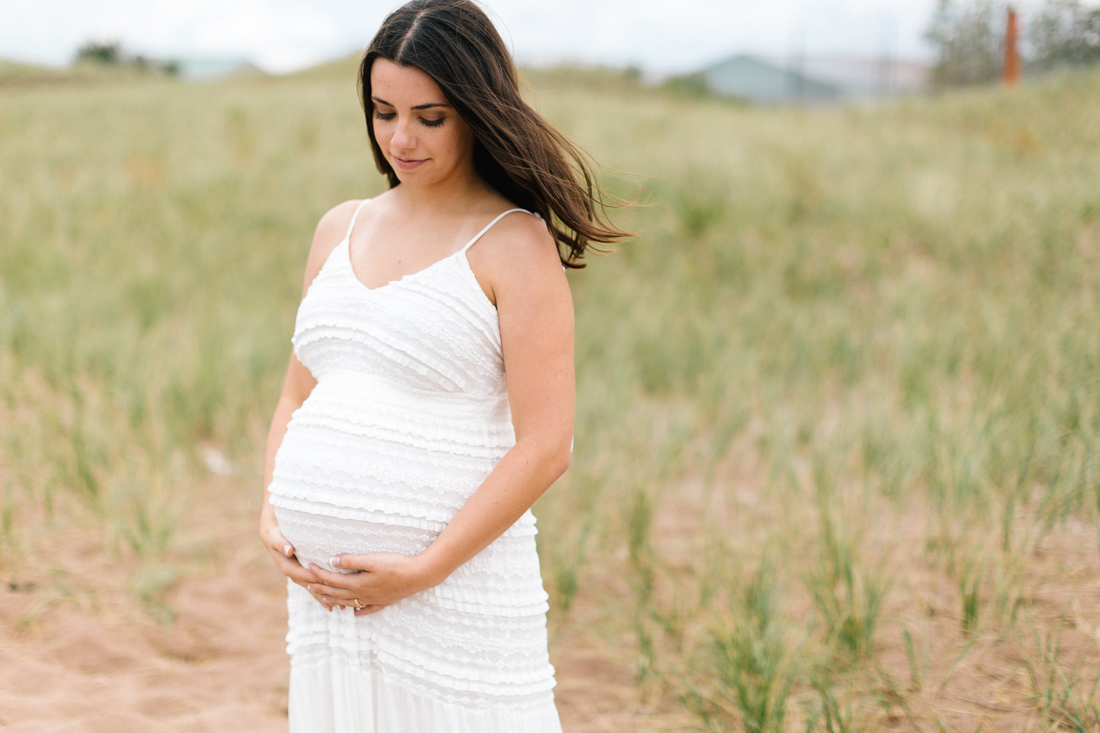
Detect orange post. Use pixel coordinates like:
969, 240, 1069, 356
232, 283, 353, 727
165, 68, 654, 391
1004, 6, 1021, 86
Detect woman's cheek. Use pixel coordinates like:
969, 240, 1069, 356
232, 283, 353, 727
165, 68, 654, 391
373, 124, 391, 150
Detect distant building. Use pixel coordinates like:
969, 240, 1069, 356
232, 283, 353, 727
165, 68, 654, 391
170, 58, 262, 82
699, 55, 840, 104
697, 54, 929, 104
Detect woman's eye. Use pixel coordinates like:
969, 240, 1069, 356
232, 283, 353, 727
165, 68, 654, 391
373, 110, 395, 121
420, 117, 445, 128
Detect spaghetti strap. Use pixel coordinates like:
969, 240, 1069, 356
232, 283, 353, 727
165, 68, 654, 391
459, 208, 532, 253
344, 199, 371, 241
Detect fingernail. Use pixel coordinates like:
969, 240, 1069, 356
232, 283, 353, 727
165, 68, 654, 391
330, 556, 341, 567
307, 585, 315, 592
283, 544, 292, 556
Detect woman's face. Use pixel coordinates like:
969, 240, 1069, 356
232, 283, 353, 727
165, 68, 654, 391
369, 58, 476, 186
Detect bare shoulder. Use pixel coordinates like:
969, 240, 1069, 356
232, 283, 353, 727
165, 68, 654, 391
300, 199, 368, 296
471, 210, 568, 307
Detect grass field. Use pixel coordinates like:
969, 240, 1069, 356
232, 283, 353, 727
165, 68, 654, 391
1, 58, 1099, 731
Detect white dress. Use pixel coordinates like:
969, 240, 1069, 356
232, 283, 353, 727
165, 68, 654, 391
267, 199, 563, 732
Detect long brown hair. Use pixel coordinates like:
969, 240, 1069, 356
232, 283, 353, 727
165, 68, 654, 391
358, 0, 630, 268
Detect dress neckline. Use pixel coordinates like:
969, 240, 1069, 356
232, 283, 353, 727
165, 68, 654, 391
345, 238, 465, 294
342, 199, 533, 294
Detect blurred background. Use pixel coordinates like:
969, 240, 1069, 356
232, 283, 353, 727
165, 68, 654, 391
1, 1, 1098, 731
1, 0, 940, 76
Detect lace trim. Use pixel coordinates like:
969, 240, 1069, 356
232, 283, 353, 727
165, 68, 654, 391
292, 322, 504, 398
329, 250, 501, 350
269, 485, 536, 549
425, 587, 549, 615
286, 413, 511, 457
286, 621, 555, 689
404, 265, 500, 348
294, 382, 513, 437
392, 273, 502, 359
273, 509, 542, 566
300, 312, 472, 390
291, 263, 507, 394
270, 493, 454, 529
271, 495, 540, 542
289, 648, 560, 719
292, 338, 450, 392
270, 459, 475, 508
286, 582, 553, 668
294, 324, 466, 392
273, 437, 488, 491
288, 640, 557, 697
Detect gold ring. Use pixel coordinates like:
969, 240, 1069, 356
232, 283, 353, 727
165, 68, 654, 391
352, 598, 366, 610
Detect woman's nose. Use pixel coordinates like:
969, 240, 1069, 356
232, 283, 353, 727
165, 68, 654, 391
391, 119, 416, 150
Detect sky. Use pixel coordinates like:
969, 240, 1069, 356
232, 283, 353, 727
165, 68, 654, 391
0, 0, 1060, 76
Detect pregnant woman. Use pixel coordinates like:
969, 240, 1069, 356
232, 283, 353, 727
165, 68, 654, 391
258, 1, 627, 730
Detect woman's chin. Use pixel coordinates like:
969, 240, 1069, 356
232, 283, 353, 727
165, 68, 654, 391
393, 172, 434, 186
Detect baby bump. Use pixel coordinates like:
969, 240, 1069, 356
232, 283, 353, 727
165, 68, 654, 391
275, 504, 549, 616
274, 505, 438, 573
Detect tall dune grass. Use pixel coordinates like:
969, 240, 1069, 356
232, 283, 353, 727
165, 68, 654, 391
1, 62, 1098, 728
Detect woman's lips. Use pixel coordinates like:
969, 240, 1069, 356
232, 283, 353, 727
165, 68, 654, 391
393, 155, 427, 171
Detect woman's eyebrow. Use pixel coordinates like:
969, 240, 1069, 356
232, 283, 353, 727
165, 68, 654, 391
371, 96, 450, 110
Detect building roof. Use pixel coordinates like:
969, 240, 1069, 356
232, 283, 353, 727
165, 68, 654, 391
701, 55, 840, 104
700, 54, 930, 104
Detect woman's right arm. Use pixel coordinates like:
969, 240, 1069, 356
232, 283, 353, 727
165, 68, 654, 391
258, 199, 365, 611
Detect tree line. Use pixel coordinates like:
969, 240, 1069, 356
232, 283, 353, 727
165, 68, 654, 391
74, 41, 180, 76
927, 0, 1100, 87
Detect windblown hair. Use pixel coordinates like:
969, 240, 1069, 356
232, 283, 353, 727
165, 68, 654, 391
359, 0, 630, 268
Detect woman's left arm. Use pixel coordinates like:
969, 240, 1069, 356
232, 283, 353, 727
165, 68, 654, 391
305, 218, 574, 614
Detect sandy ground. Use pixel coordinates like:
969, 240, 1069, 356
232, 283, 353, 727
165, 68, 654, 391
4, 460, 1097, 732
0, 473, 688, 733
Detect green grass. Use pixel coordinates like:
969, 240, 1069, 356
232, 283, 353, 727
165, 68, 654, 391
2, 62, 1099, 729
1026, 626, 1100, 731
706, 559, 796, 733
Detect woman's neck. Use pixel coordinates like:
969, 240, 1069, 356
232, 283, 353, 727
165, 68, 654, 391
393, 162, 498, 215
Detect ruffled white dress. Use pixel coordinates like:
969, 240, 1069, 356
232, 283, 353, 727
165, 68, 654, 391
268, 200, 562, 732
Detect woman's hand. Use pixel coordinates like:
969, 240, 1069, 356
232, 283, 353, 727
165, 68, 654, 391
305, 553, 438, 616
259, 508, 336, 611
